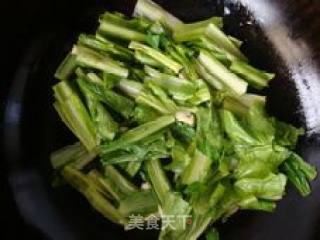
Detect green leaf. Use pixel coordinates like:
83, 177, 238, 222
76, 78, 134, 119
146, 33, 161, 49
234, 173, 287, 201
101, 133, 168, 165
274, 120, 304, 149
159, 191, 192, 239
132, 104, 160, 124
244, 102, 275, 144
77, 78, 119, 141
146, 82, 179, 113
171, 122, 196, 145
164, 141, 191, 179
234, 145, 290, 179
220, 110, 257, 145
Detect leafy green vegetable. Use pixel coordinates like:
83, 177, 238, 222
51, 2, 317, 239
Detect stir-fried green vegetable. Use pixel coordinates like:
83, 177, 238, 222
51, 0, 317, 239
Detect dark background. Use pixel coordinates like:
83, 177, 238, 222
1, 1, 105, 238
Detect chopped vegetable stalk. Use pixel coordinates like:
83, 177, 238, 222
77, 77, 119, 141
133, 0, 183, 30
53, 81, 98, 151
102, 115, 175, 153
175, 22, 247, 61
87, 72, 104, 85
195, 60, 224, 90
51, 142, 98, 170
281, 153, 317, 196
147, 83, 180, 113
129, 41, 183, 74
54, 53, 77, 80
174, 17, 223, 35
98, 19, 147, 42
126, 161, 143, 177
116, 79, 144, 98
204, 24, 247, 61
159, 191, 191, 239
230, 60, 275, 89
61, 166, 126, 224
75, 74, 135, 119
198, 37, 239, 62
144, 66, 197, 100
162, 40, 199, 80
239, 196, 276, 212
177, 214, 213, 240
181, 149, 212, 184
118, 190, 158, 216
223, 96, 249, 116
145, 158, 171, 204
164, 141, 191, 179
198, 50, 248, 95
78, 34, 134, 61
105, 165, 138, 195
87, 170, 117, 200
72, 45, 129, 77
134, 50, 162, 67
228, 36, 243, 48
